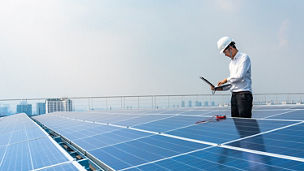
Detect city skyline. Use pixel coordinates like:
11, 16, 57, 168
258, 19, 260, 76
0, 0, 303, 99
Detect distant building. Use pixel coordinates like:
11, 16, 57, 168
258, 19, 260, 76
188, 100, 192, 107
0, 105, 9, 116
17, 102, 32, 116
36, 102, 46, 115
181, 101, 185, 107
195, 101, 202, 107
46, 98, 73, 113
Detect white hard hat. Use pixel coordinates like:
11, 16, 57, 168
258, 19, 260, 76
217, 36, 233, 54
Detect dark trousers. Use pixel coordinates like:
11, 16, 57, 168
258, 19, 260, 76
231, 91, 253, 118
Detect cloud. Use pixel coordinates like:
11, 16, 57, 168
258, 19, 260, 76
215, 0, 242, 12
278, 19, 289, 47
0, 0, 139, 97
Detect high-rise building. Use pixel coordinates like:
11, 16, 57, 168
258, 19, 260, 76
0, 105, 9, 116
36, 102, 46, 115
17, 102, 32, 116
46, 98, 73, 113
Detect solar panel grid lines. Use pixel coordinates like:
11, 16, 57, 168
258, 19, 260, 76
148, 151, 248, 171
0, 115, 28, 169
181, 147, 298, 171
118, 147, 214, 171
86, 134, 155, 152
34, 113, 229, 170
132, 116, 204, 133
57, 113, 178, 133
30, 116, 75, 163
100, 141, 160, 168
44, 116, 112, 140
0, 130, 13, 166
0, 114, 84, 171
253, 118, 304, 122
115, 115, 176, 127
31, 161, 85, 171
33, 106, 304, 170
123, 114, 180, 127
153, 118, 296, 141
159, 133, 218, 147
25, 124, 34, 170
228, 135, 304, 159
40, 111, 296, 140
88, 135, 209, 170
130, 147, 301, 171
34, 123, 116, 171
221, 120, 304, 145
263, 110, 297, 119
36, 115, 143, 148
221, 144, 304, 163
269, 110, 304, 120
52, 114, 218, 147
227, 123, 304, 160
35, 113, 214, 170
124, 148, 275, 171
188, 149, 269, 171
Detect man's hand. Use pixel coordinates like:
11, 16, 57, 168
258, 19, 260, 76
217, 78, 228, 86
210, 86, 215, 91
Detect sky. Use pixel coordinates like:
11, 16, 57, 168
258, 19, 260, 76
0, 0, 303, 99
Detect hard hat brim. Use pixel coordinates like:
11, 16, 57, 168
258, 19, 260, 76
219, 44, 229, 54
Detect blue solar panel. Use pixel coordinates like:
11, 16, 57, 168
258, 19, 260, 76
134, 115, 202, 133
268, 110, 304, 120
164, 118, 296, 144
252, 109, 292, 118
74, 129, 150, 151
115, 115, 172, 126
40, 163, 80, 171
0, 132, 11, 146
0, 146, 5, 163
1, 142, 32, 170
0, 114, 83, 171
33, 105, 304, 171
228, 122, 304, 158
125, 146, 304, 171
30, 138, 71, 169
89, 135, 208, 170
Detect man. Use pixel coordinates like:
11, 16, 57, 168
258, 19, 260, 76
214, 36, 253, 118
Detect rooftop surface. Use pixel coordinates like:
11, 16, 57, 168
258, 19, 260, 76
1, 105, 304, 170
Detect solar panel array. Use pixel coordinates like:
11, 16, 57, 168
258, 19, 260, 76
33, 105, 304, 171
0, 113, 84, 171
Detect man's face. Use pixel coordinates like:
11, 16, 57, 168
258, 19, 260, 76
223, 46, 232, 58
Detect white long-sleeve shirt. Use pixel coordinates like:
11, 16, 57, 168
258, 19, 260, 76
227, 52, 252, 93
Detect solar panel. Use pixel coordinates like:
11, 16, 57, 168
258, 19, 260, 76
0, 114, 84, 171
33, 105, 304, 170
123, 147, 304, 171
89, 135, 208, 170
39, 162, 81, 171
228, 122, 304, 158
269, 110, 304, 120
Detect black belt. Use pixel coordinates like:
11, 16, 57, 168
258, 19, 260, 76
232, 91, 252, 95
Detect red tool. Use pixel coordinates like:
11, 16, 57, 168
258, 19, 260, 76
216, 115, 226, 120
195, 115, 226, 124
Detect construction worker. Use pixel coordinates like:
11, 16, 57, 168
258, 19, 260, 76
214, 36, 253, 118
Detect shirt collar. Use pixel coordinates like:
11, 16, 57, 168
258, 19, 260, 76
232, 51, 241, 61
